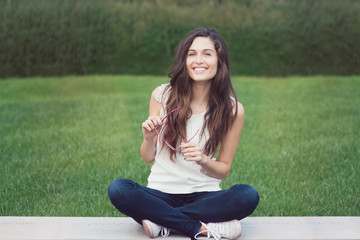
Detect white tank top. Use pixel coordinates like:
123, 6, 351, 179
147, 84, 221, 194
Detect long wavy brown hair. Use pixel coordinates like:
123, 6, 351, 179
162, 28, 238, 161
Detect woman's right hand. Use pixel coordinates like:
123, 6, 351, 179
141, 116, 162, 140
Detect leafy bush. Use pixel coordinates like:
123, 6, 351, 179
0, 0, 359, 78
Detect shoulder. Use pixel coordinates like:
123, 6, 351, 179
151, 83, 171, 103
233, 101, 245, 122
236, 101, 244, 116
229, 96, 244, 118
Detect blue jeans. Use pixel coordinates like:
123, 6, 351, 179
108, 179, 259, 237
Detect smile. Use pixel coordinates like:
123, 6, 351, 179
193, 67, 207, 74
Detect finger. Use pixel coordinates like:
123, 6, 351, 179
181, 144, 201, 154
143, 117, 160, 131
184, 153, 202, 161
142, 121, 153, 132
181, 142, 200, 149
146, 120, 157, 131
155, 119, 163, 128
148, 116, 162, 128
182, 150, 201, 158
182, 146, 202, 157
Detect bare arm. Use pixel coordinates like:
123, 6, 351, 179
181, 102, 245, 179
140, 87, 163, 164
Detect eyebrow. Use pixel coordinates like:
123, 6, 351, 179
188, 48, 215, 52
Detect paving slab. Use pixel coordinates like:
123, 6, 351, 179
0, 216, 359, 240
240, 217, 360, 240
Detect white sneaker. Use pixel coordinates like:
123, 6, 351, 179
194, 220, 242, 240
142, 219, 170, 238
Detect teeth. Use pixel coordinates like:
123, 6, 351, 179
194, 67, 206, 73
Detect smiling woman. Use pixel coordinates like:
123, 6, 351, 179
108, 28, 259, 239
186, 37, 218, 82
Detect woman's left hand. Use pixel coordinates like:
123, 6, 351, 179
180, 142, 208, 165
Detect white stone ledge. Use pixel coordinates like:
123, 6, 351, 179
0, 216, 359, 240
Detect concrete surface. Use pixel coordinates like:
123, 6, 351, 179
0, 216, 359, 240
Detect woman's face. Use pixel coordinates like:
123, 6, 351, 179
186, 37, 218, 83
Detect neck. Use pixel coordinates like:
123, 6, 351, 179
191, 81, 211, 113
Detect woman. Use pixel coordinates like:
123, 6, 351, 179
108, 28, 259, 239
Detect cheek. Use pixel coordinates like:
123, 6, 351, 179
211, 60, 218, 75
210, 68, 217, 78
186, 59, 192, 72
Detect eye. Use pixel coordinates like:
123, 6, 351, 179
188, 52, 196, 57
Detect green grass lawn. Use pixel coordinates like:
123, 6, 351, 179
0, 75, 359, 217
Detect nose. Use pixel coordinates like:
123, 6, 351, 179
195, 54, 204, 64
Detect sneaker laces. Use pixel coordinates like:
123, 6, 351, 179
160, 226, 170, 237
194, 222, 221, 240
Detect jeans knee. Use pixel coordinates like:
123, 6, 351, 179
247, 185, 260, 210
231, 184, 260, 214
108, 178, 132, 204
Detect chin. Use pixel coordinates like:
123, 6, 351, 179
191, 75, 214, 82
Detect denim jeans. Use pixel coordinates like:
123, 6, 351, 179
108, 178, 259, 237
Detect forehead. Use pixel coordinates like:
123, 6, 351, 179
188, 37, 215, 51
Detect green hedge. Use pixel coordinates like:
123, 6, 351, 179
1, 0, 359, 78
